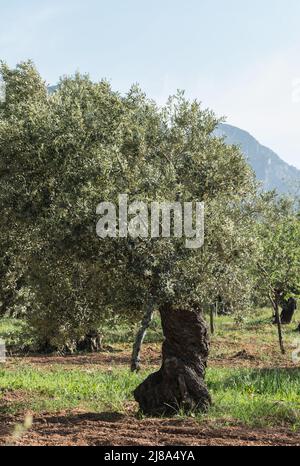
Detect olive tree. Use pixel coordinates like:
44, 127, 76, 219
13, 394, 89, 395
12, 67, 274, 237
255, 196, 300, 353
94, 91, 258, 415
0, 62, 126, 350
0, 62, 257, 414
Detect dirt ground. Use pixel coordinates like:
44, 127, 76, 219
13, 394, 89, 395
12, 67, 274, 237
1, 410, 299, 446
6, 339, 299, 371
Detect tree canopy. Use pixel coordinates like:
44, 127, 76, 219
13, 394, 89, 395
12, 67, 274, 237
0, 61, 262, 351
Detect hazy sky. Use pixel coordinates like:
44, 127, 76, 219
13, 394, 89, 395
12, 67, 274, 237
1, 0, 300, 167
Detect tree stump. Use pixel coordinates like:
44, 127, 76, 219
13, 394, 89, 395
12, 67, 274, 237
134, 305, 211, 416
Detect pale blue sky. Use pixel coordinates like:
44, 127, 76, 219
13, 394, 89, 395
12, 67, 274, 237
1, 0, 300, 167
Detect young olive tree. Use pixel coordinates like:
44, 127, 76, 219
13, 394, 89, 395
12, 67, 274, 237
255, 197, 300, 353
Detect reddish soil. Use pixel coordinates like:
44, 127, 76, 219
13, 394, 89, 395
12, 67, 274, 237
1, 411, 299, 446
6, 346, 160, 370
7, 341, 298, 370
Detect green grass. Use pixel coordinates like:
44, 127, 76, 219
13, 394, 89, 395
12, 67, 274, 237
0, 315, 163, 352
0, 365, 147, 414
0, 307, 297, 351
211, 307, 298, 349
1, 365, 299, 429
100, 315, 163, 345
206, 367, 300, 429
136, 307, 295, 347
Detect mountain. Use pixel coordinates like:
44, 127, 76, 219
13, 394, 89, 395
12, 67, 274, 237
215, 123, 300, 195
47, 85, 57, 95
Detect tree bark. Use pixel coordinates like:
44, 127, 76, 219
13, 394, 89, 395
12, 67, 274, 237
134, 305, 211, 416
274, 301, 285, 355
131, 302, 155, 372
210, 305, 215, 335
280, 298, 297, 325
269, 293, 285, 354
77, 330, 102, 353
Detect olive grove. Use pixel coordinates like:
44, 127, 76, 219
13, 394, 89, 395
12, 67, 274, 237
1, 62, 299, 415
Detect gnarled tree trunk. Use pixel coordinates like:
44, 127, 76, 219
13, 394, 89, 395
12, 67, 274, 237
77, 330, 102, 353
280, 298, 297, 325
134, 305, 211, 416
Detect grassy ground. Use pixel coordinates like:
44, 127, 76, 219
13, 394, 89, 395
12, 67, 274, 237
1, 308, 300, 431
1, 366, 300, 429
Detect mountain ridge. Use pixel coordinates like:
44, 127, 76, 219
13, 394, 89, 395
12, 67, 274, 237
216, 123, 300, 195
